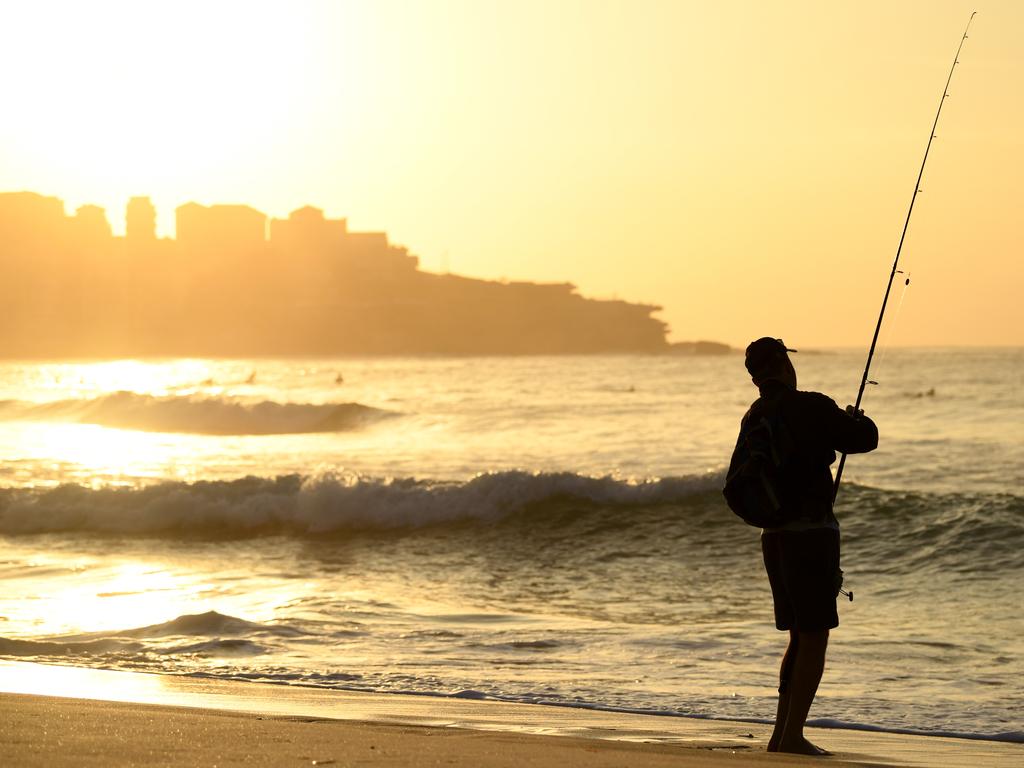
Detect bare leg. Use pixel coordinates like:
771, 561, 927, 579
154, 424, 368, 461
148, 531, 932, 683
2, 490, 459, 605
777, 629, 831, 755
767, 630, 797, 752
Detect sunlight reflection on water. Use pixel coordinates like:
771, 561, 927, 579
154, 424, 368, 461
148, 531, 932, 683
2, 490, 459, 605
0, 659, 165, 701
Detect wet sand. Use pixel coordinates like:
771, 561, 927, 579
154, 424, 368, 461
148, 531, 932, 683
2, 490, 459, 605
0, 693, 855, 768
0, 661, 1020, 767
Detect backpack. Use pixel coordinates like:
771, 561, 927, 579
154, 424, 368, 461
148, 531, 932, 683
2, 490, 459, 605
723, 393, 797, 528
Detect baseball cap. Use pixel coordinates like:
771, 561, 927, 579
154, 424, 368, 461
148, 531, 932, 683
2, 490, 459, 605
744, 337, 797, 377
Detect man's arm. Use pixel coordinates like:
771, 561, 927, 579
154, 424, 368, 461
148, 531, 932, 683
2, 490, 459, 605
810, 394, 878, 455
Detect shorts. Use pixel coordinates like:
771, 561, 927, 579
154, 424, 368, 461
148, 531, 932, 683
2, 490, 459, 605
761, 527, 840, 632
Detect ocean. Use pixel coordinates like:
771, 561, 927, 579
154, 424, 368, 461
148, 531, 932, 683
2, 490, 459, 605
0, 349, 1020, 743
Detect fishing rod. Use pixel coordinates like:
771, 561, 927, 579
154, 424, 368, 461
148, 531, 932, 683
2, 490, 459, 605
833, 12, 976, 501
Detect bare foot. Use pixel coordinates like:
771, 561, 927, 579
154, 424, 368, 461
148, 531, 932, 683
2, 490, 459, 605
777, 737, 832, 756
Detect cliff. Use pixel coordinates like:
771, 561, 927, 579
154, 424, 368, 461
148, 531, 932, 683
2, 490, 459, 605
0, 191, 669, 357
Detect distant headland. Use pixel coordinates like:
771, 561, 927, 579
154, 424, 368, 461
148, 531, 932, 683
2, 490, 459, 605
0, 191, 729, 357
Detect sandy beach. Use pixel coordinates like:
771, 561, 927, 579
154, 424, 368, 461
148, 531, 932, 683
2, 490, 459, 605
0, 693, 856, 768
1, 661, 1020, 767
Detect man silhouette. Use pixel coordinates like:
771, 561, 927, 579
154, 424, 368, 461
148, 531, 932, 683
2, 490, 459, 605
732, 337, 878, 755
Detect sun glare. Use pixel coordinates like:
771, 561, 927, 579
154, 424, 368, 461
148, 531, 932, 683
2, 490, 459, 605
0, 660, 165, 702
0, 548, 204, 637
6, 361, 225, 484
32, 424, 175, 485
36, 561, 195, 635
46, 360, 215, 398
2, 1, 325, 228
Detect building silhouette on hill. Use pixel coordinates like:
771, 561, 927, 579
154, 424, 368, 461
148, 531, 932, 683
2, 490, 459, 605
0, 190, 669, 357
126, 197, 157, 242
176, 202, 267, 250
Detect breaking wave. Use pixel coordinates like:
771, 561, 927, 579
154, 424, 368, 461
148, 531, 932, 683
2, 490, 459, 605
0, 392, 392, 435
0, 610, 300, 659
0, 471, 1019, 570
111, 610, 308, 639
0, 471, 720, 537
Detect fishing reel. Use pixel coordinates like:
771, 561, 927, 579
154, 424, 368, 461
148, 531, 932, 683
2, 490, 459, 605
836, 568, 854, 602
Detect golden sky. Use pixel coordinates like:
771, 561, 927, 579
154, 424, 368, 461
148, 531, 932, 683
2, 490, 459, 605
0, 0, 1020, 347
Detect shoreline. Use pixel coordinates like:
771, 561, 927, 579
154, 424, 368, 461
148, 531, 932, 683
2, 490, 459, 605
1, 661, 1020, 767
0, 693, 853, 768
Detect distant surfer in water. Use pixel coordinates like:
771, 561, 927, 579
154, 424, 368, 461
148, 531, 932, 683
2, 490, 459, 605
731, 338, 878, 755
